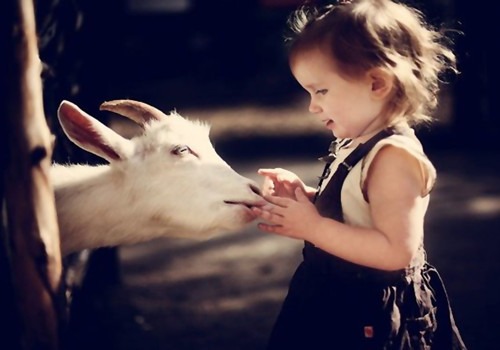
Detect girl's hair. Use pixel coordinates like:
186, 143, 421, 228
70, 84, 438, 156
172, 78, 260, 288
286, 0, 457, 125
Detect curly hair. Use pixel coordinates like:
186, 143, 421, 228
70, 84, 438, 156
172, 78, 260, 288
286, 0, 457, 125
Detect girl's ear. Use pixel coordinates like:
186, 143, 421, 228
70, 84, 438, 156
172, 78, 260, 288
367, 68, 394, 100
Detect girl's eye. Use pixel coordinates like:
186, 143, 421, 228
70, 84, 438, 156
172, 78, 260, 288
315, 89, 328, 95
172, 145, 191, 156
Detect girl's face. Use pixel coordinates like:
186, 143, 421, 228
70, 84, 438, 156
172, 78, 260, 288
290, 47, 389, 140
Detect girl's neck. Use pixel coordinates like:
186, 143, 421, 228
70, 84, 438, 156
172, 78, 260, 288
350, 127, 385, 148
349, 118, 408, 147
349, 108, 409, 147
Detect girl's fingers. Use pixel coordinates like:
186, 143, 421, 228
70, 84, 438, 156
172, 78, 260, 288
276, 174, 295, 184
261, 203, 275, 211
264, 195, 291, 207
258, 169, 280, 177
262, 176, 274, 189
295, 187, 309, 202
284, 182, 295, 194
252, 206, 284, 224
252, 204, 276, 215
257, 223, 285, 234
259, 169, 294, 182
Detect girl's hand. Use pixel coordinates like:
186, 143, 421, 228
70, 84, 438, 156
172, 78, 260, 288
252, 187, 322, 240
258, 168, 309, 200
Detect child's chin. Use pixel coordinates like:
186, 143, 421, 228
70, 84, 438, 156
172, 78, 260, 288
331, 130, 350, 140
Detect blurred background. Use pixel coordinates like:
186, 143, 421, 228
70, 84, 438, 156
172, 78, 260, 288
36, 0, 499, 349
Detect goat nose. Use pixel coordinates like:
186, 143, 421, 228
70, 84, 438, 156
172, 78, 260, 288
249, 183, 262, 196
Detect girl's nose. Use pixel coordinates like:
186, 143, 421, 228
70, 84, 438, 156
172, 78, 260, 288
308, 99, 322, 114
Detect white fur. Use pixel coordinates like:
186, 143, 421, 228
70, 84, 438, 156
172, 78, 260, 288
52, 101, 264, 255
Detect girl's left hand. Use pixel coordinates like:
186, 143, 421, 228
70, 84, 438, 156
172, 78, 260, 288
252, 187, 322, 240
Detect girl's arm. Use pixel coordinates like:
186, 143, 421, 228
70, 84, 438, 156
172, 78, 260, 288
253, 146, 426, 271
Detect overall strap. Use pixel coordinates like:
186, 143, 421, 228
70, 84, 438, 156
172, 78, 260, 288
314, 128, 395, 222
341, 128, 395, 171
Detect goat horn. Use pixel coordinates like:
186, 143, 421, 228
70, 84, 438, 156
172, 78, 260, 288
99, 99, 164, 126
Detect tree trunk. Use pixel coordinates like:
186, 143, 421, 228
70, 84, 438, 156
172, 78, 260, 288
0, 0, 63, 349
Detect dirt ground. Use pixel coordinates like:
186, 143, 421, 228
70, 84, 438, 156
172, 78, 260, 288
65, 142, 500, 350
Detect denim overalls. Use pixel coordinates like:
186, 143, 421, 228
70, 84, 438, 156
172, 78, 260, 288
267, 129, 467, 350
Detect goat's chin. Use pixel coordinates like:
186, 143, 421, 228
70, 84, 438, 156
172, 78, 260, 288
241, 207, 259, 224
202, 206, 258, 237
170, 208, 256, 240
224, 201, 259, 221
229, 204, 259, 225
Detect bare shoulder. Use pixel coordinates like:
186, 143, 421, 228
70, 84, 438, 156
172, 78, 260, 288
364, 145, 425, 201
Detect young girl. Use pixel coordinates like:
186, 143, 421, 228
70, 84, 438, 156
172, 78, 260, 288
251, 0, 467, 349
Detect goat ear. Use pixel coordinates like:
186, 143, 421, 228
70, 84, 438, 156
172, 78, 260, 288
57, 100, 133, 162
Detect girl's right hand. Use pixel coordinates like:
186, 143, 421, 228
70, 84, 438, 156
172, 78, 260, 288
258, 168, 310, 200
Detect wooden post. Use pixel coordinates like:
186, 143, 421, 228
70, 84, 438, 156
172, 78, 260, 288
0, 0, 63, 349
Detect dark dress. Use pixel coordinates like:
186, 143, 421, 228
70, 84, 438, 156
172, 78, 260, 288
266, 129, 466, 350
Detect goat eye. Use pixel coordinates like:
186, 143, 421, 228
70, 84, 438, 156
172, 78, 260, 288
172, 145, 191, 156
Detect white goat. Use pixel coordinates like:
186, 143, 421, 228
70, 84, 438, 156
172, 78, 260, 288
52, 100, 264, 255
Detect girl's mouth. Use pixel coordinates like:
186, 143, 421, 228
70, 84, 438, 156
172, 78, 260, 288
325, 119, 334, 128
